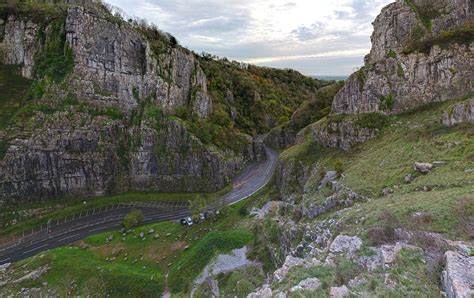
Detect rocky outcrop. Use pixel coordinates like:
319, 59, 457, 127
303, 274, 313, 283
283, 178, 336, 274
275, 159, 320, 202
129, 119, 259, 193
302, 118, 379, 151
443, 100, 474, 126
332, 0, 474, 115
442, 251, 474, 298
65, 6, 211, 118
0, 4, 263, 202
1, 16, 40, 78
264, 125, 297, 149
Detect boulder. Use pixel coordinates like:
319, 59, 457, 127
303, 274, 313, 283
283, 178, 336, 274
404, 174, 414, 184
442, 251, 474, 298
290, 277, 322, 292
329, 235, 362, 257
414, 162, 433, 174
330, 285, 350, 298
319, 171, 337, 190
247, 285, 273, 298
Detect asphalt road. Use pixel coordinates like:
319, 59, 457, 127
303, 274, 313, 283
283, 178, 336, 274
0, 146, 278, 265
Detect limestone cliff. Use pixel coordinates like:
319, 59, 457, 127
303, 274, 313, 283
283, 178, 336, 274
332, 0, 473, 115
0, 2, 272, 203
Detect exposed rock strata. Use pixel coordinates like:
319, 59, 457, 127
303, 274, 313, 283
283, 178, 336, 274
332, 0, 474, 115
0, 6, 263, 202
443, 100, 474, 126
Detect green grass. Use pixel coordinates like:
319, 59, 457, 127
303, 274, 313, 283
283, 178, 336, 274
5, 186, 271, 296
280, 97, 474, 239
168, 230, 254, 292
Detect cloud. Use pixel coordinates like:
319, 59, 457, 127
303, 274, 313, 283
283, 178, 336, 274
106, 0, 394, 75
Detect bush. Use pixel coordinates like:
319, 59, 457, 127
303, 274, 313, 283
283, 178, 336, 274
0, 140, 9, 160
239, 206, 249, 217
367, 227, 397, 246
334, 160, 344, 176
122, 209, 144, 229
355, 113, 389, 130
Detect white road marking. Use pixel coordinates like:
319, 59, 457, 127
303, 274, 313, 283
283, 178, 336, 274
89, 226, 108, 232
57, 234, 80, 242
22, 244, 48, 255
0, 258, 11, 263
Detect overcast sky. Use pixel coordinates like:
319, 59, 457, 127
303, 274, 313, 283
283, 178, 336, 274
106, 0, 394, 76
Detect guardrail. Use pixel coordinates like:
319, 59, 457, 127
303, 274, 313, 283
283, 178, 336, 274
0, 201, 188, 252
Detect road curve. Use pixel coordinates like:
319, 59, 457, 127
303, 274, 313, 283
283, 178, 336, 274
0, 146, 278, 265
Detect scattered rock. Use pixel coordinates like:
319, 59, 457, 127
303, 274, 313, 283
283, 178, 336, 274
13, 266, 49, 283
319, 171, 337, 190
247, 285, 273, 298
139, 232, 145, 238
0, 263, 11, 272
148, 229, 155, 234
382, 187, 393, 196
330, 285, 349, 298
273, 256, 321, 282
290, 277, 321, 292
404, 174, 414, 184
381, 242, 423, 267
414, 162, 433, 174
442, 251, 474, 298
153, 233, 160, 239
327, 235, 362, 260
348, 276, 368, 288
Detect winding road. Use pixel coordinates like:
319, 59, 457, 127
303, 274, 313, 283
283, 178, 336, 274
0, 147, 278, 265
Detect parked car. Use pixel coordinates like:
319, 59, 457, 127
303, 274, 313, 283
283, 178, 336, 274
184, 217, 193, 226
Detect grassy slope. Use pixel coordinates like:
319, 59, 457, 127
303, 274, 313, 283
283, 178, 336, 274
282, 97, 474, 239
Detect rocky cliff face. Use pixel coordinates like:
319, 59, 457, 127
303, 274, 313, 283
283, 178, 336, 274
0, 4, 265, 203
332, 0, 473, 115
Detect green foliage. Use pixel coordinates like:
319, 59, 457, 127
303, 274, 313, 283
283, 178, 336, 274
90, 107, 124, 120
404, 22, 474, 54
397, 64, 405, 78
405, 0, 443, 31
289, 82, 344, 131
168, 230, 254, 293
132, 87, 140, 100
334, 159, 344, 175
35, 18, 74, 83
354, 113, 389, 130
188, 195, 207, 218
198, 55, 329, 135
122, 209, 144, 229
379, 94, 395, 111
0, 140, 9, 160
0, 64, 33, 129
387, 50, 397, 59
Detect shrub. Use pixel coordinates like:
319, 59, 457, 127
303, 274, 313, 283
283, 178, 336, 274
387, 50, 397, 59
367, 227, 397, 246
239, 206, 249, 217
0, 140, 9, 160
354, 113, 388, 130
379, 94, 395, 111
122, 209, 144, 229
35, 18, 74, 83
334, 159, 344, 175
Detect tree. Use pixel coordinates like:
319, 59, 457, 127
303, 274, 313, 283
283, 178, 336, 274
188, 195, 207, 218
123, 209, 144, 229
